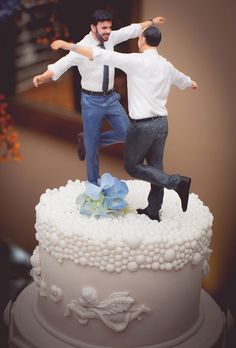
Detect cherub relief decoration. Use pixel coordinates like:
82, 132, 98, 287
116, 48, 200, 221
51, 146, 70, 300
64, 287, 151, 332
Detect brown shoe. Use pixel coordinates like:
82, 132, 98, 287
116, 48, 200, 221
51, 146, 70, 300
175, 176, 191, 212
77, 132, 85, 161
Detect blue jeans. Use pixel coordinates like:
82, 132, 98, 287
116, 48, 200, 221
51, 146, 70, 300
124, 117, 180, 212
81, 91, 130, 183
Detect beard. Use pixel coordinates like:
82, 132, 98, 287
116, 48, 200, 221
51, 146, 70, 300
95, 30, 110, 43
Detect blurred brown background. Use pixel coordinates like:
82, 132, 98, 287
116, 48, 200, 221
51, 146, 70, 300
0, 0, 235, 344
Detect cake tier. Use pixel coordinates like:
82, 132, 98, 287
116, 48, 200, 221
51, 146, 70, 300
5, 284, 225, 348
27, 179, 214, 347
35, 248, 203, 346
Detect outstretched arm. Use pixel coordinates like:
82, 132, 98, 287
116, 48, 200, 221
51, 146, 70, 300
51, 40, 135, 74
51, 41, 93, 60
110, 15, 165, 45
169, 63, 198, 91
139, 16, 165, 30
33, 70, 54, 87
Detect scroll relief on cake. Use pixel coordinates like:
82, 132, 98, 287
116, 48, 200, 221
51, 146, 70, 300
30, 247, 64, 302
49, 285, 63, 303
64, 287, 151, 332
30, 246, 47, 297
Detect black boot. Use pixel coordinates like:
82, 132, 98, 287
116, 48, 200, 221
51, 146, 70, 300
77, 132, 86, 161
175, 176, 191, 212
137, 208, 160, 222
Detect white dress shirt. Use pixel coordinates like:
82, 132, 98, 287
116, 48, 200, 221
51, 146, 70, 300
48, 24, 141, 92
92, 47, 192, 118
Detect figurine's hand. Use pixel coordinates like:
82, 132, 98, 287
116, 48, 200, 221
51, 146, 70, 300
153, 16, 165, 25
51, 40, 66, 50
191, 81, 198, 90
32, 70, 54, 87
33, 75, 42, 87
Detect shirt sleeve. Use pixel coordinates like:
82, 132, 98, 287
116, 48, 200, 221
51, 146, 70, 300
110, 23, 142, 46
47, 51, 82, 81
169, 63, 192, 90
92, 47, 136, 73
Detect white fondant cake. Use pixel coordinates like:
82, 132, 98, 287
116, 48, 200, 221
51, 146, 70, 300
5, 180, 225, 348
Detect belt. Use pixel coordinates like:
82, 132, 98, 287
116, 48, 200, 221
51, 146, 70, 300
81, 88, 114, 96
131, 116, 165, 122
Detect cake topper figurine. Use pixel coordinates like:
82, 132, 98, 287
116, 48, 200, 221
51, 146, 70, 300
50, 24, 198, 222
64, 287, 151, 332
32, 9, 165, 185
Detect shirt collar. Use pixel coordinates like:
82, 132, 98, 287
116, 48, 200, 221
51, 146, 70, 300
88, 31, 109, 48
143, 48, 159, 55
88, 31, 100, 45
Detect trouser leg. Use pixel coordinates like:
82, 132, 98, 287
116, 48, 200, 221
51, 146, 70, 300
100, 92, 130, 147
81, 92, 129, 183
81, 97, 104, 183
124, 117, 180, 210
145, 120, 167, 211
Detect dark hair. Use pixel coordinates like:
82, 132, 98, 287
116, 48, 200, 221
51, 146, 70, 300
142, 26, 162, 47
91, 9, 113, 25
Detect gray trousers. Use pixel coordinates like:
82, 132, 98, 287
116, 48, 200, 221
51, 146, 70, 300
124, 116, 180, 212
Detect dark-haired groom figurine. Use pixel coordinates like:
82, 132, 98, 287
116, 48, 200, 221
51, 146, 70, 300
33, 10, 165, 185
51, 24, 198, 222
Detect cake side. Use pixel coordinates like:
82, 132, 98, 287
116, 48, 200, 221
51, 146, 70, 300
33, 248, 204, 347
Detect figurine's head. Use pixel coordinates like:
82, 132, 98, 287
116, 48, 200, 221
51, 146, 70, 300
138, 26, 162, 52
90, 10, 113, 43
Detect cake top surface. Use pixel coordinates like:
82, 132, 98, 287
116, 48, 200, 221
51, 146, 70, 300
34, 179, 213, 273
36, 179, 212, 239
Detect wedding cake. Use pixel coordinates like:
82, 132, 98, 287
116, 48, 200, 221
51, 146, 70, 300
5, 178, 224, 348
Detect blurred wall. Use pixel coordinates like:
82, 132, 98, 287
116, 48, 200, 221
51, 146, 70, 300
141, 0, 236, 295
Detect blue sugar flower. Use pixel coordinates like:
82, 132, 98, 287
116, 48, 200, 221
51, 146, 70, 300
75, 173, 129, 218
104, 196, 128, 210
98, 172, 115, 189
85, 181, 102, 200
103, 177, 128, 199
